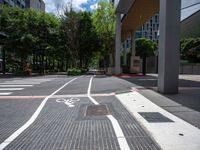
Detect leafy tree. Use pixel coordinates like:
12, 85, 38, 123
92, 0, 115, 68
78, 12, 101, 68
0, 5, 60, 74
180, 38, 200, 63
135, 38, 157, 75
61, 8, 81, 68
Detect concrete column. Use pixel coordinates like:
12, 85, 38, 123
131, 32, 136, 56
158, 0, 181, 94
123, 40, 127, 65
130, 32, 135, 67
115, 13, 121, 74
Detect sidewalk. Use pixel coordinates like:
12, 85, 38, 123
117, 74, 200, 128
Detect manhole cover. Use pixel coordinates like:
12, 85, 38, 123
139, 112, 174, 123
86, 105, 109, 116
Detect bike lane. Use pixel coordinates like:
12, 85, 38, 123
1, 76, 160, 150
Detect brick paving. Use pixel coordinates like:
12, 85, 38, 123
0, 76, 161, 150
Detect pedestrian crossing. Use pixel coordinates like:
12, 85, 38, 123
0, 78, 54, 96
0, 93, 12, 96
0, 88, 24, 91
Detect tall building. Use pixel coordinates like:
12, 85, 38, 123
25, 0, 45, 12
0, 0, 25, 9
135, 13, 159, 43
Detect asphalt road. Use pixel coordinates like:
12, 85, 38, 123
0, 75, 160, 150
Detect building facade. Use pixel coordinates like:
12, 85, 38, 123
0, 0, 45, 12
0, 0, 25, 9
25, 0, 45, 12
135, 14, 159, 43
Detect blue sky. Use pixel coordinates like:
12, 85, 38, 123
44, 0, 200, 20
43, 0, 101, 15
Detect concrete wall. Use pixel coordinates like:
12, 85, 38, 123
180, 64, 200, 75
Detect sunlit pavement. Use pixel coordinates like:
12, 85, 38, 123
0, 75, 199, 150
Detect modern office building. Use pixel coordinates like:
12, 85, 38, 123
136, 13, 159, 43
0, 0, 45, 12
25, 0, 45, 12
0, 0, 25, 9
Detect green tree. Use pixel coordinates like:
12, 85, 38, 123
92, 0, 115, 68
135, 38, 157, 75
180, 38, 200, 63
0, 5, 60, 74
61, 8, 81, 68
78, 12, 101, 68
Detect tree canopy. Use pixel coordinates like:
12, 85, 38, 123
180, 38, 200, 63
135, 38, 157, 75
92, 0, 115, 67
0, 4, 104, 75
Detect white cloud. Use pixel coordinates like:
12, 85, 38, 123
90, 3, 98, 10
72, 0, 88, 11
44, 0, 89, 14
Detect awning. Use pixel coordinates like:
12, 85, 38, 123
119, 0, 160, 39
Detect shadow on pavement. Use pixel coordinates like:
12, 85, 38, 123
117, 74, 200, 112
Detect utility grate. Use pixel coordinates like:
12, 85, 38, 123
86, 105, 109, 116
139, 112, 174, 123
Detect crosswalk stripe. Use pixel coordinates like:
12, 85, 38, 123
0, 82, 40, 85
0, 78, 54, 85
0, 93, 12, 95
0, 85, 33, 87
0, 88, 24, 91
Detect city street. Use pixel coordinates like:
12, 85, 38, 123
0, 75, 200, 150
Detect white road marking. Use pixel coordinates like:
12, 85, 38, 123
0, 83, 41, 85
0, 88, 24, 91
87, 76, 99, 105
56, 98, 80, 108
52, 94, 87, 98
116, 91, 200, 150
107, 115, 130, 150
87, 76, 130, 150
0, 85, 33, 87
0, 78, 54, 85
0, 77, 78, 150
0, 93, 12, 96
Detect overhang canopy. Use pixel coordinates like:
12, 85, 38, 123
181, 10, 200, 38
119, 0, 160, 38
116, 0, 135, 14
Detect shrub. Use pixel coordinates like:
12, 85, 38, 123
14, 69, 31, 76
67, 68, 82, 76
81, 68, 88, 74
180, 38, 200, 63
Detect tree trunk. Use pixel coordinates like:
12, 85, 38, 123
142, 56, 146, 75
53, 56, 55, 71
2, 48, 6, 74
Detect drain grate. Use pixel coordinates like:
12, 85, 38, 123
139, 112, 174, 123
86, 105, 109, 116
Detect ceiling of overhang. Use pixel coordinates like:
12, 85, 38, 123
116, 0, 135, 14
121, 0, 160, 38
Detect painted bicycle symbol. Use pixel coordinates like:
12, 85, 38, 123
56, 98, 80, 108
